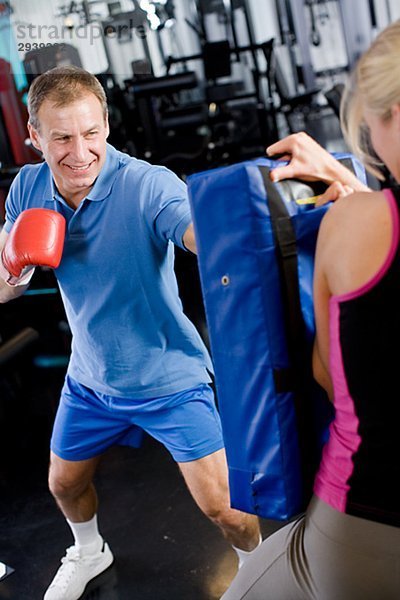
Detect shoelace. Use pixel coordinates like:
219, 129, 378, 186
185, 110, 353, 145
48, 546, 82, 592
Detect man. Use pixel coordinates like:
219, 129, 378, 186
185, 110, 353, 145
0, 66, 261, 600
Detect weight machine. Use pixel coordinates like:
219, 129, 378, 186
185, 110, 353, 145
110, 1, 281, 163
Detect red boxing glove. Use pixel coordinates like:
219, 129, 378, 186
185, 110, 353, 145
0, 208, 66, 286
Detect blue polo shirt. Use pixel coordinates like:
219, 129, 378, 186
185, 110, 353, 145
4, 144, 212, 398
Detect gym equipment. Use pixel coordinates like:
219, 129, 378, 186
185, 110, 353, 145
261, 38, 321, 134
124, 70, 207, 162
337, 0, 373, 69
188, 153, 366, 520
323, 81, 344, 119
160, 0, 279, 162
0, 59, 36, 166
23, 43, 82, 82
275, 0, 317, 92
307, 0, 321, 46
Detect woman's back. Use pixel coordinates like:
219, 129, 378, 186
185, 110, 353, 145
314, 188, 400, 527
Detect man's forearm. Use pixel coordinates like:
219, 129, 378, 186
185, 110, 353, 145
0, 278, 29, 303
0, 256, 34, 302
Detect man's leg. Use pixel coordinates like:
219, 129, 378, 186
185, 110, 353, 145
178, 448, 260, 552
141, 384, 261, 559
44, 452, 113, 600
48, 451, 101, 521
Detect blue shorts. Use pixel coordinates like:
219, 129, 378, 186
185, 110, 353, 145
51, 375, 224, 463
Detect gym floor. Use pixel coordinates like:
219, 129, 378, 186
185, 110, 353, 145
0, 109, 345, 600
0, 434, 284, 600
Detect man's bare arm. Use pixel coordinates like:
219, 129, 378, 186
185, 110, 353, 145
182, 223, 197, 254
0, 228, 31, 303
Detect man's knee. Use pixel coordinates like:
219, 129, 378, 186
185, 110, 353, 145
201, 490, 246, 531
48, 455, 95, 501
48, 470, 88, 501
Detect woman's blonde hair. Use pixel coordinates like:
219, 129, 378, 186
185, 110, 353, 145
341, 19, 400, 179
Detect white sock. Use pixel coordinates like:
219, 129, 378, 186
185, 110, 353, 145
66, 514, 103, 555
233, 534, 263, 569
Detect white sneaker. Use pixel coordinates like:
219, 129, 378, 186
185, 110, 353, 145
44, 541, 114, 600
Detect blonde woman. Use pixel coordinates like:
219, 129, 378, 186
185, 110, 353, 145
223, 20, 400, 600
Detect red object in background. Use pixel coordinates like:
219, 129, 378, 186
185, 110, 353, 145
0, 3, 11, 15
0, 58, 38, 165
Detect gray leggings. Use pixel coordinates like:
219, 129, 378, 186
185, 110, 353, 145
222, 496, 400, 600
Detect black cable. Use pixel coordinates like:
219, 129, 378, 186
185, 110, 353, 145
368, 0, 377, 29
309, 1, 321, 46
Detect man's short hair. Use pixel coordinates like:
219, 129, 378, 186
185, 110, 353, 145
27, 66, 108, 131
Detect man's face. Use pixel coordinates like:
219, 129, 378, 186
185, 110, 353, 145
28, 92, 110, 206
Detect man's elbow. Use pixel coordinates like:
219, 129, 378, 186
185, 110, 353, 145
183, 224, 197, 254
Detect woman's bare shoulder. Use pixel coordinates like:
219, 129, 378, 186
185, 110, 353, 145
317, 190, 394, 295
319, 191, 388, 240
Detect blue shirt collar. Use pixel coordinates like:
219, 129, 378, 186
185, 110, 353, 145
45, 143, 120, 204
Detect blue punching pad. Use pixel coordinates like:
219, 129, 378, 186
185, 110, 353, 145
188, 155, 366, 520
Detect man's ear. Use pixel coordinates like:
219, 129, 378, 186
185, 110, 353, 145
104, 115, 110, 140
392, 103, 400, 131
27, 123, 42, 152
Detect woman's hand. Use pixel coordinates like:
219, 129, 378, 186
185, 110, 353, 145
315, 181, 354, 206
266, 132, 369, 192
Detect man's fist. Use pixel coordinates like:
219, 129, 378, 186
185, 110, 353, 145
0, 208, 66, 286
